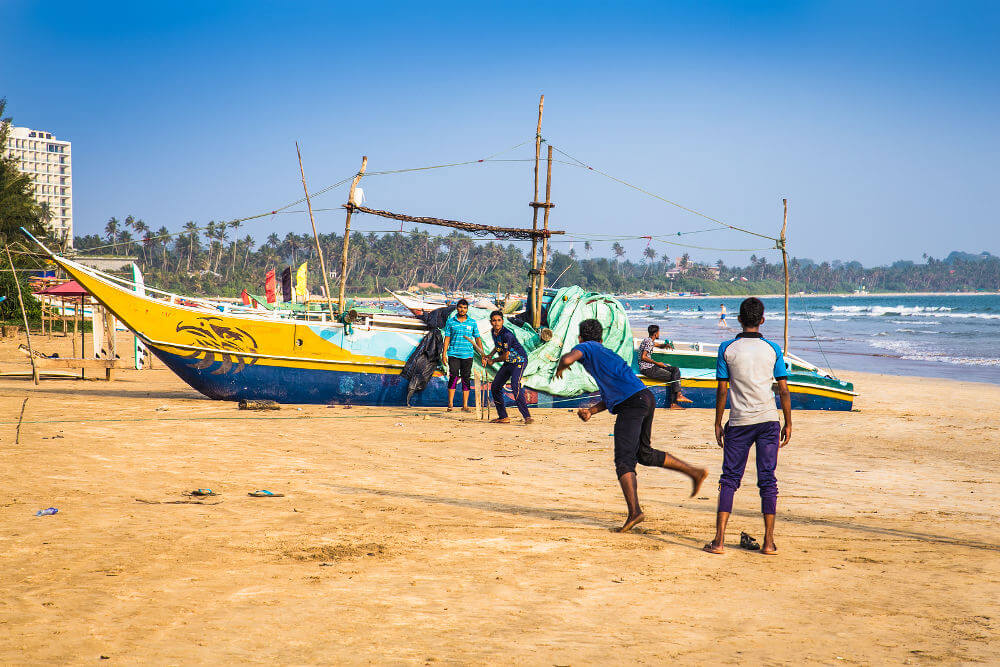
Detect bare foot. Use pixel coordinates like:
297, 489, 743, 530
668, 403, 685, 410
446, 407, 453, 412
489, 417, 510, 424
703, 542, 725, 554
762, 542, 778, 555
461, 406, 473, 413
615, 512, 645, 533
690, 468, 709, 498
677, 394, 694, 404
523, 417, 534, 424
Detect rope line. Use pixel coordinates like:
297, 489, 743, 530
547, 144, 778, 242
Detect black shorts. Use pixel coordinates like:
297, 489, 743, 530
448, 356, 473, 388
612, 388, 667, 477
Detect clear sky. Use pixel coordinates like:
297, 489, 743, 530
2, 0, 997, 267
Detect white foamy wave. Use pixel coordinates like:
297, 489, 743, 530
869, 338, 1000, 367
832, 304, 953, 314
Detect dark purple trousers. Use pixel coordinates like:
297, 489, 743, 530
718, 421, 780, 515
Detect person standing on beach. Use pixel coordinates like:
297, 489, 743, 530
638, 324, 693, 409
718, 303, 728, 328
704, 297, 792, 556
471, 310, 533, 424
556, 318, 708, 532
442, 299, 480, 413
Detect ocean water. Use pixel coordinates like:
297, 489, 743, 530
621, 294, 1000, 385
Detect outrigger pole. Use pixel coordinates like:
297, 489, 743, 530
296, 142, 336, 320
529, 95, 545, 328
781, 198, 790, 353
339, 156, 368, 314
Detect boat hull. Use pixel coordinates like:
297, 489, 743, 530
46, 251, 855, 412
149, 343, 853, 411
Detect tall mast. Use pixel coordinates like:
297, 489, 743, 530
529, 95, 544, 328
296, 142, 335, 320
339, 156, 368, 314
781, 198, 790, 353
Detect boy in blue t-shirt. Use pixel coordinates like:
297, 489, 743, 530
441, 299, 481, 412
557, 318, 708, 533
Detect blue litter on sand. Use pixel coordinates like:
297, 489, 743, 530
36, 507, 58, 516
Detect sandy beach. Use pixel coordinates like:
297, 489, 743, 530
1, 332, 998, 664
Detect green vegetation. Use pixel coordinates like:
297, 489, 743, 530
74, 220, 1000, 297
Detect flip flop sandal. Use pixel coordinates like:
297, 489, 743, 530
740, 532, 761, 551
762, 544, 778, 555
489, 418, 510, 424
248, 490, 285, 497
188, 489, 217, 497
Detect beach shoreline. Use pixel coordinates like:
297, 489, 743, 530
1, 333, 998, 663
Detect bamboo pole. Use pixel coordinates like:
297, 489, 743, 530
5, 244, 38, 385
529, 95, 544, 328
781, 198, 790, 353
338, 156, 368, 314
536, 145, 554, 326
296, 142, 336, 321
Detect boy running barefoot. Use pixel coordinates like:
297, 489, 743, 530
557, 319, 708, 533
704, 298, 792, 556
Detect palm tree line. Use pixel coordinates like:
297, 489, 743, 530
72, 217, 1000, 296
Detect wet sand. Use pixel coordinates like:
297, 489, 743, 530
1, 332, 998, 664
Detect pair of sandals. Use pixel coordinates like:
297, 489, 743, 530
703, 532, 777, 555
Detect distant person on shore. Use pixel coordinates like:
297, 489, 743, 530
442, 299, 480, 413
704, 297, 792, 556
638, 324, 692, 409
471, 310, 533, 424
718, 303, 728, 328
556, 318, 708, 533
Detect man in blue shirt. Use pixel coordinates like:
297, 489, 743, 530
472, 310, 533, 424
441, 299, 481, 412
557, 318, 708, 533
704, 297, 792, 556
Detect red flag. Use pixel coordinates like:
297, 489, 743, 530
265, 269, 277, 303
240, 289, 251, 306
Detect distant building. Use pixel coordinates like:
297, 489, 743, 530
3, 125, 73, 247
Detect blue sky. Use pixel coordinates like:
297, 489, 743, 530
2, 0, 997, 266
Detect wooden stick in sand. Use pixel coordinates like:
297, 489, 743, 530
296, 142, 336, 321
15, 397, 28, 444
5, 244, 38, 385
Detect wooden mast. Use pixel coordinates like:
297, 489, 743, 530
338, 156, 368, 314
781, 198, 790, 353
529, 95, 544, 328
536, 144, 554, 325
296, 142, 336, 320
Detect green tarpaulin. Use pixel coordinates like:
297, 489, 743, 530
451, 286, 633, 398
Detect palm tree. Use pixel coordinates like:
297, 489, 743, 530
642, 246, 657, 276
133, 219, 150, 263
183, 221, 199, 271
283, 232, 301, 266
584, 241, 592, 258
242, 235, 255, 270
104, 217, 120, 255
229, 221, 242, 273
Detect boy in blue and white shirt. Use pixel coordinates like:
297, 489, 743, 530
704, 297, 792, 556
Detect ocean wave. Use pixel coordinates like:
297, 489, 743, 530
868, 338, 1000, 367
832, 305, 953, 314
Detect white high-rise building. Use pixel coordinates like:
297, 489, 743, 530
3, 125, 73, 248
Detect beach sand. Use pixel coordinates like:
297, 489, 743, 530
1, 332, 998, 664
